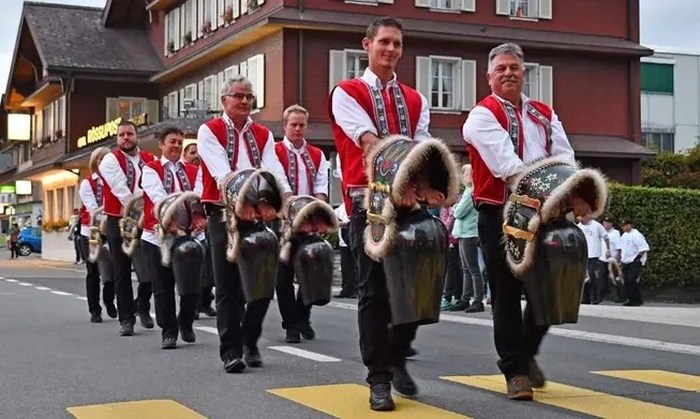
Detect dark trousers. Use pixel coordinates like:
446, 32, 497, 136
583, 258, 606, 303
349, 196, 417, 385
105, 216, 151, 323
443, 244, 463, 300
74, 236, 82, 262
478, 204, 549, 379
142, 241, 198, 338
622, 260, 643, 305
339, 227, 358, 296
199, 232, 215, 308
276, 251, 312, 330
79, 235, 114, 315
207, 207, 270, 360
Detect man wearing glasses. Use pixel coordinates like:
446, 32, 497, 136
198, 75, 291, 373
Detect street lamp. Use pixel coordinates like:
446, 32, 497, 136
7, 113, 31, 141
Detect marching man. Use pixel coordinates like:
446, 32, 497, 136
198, 75, 291, 373
141, 127, 206, 349
274, 104, 330, 344
99, 120, 156, 336
78, 146, 116, 323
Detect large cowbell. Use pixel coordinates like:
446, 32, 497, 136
171, 235, 204, 296
382, 210, 449, 326
96, 243, 113, 284
523, 220, 588, 325
293, 235, 334, 307
236, 221, 279, 303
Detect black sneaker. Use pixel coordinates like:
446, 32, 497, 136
105, 304, 117, 319
244, 346, 263, 367
285, 328, 301, 344
161, 335, 177, 349
465, 301, 485, 313
391, 366, 418, 397
369, 383, 395, 411
180, 326, 196, 343
223, 354, 246, 373
300, 323, 316, 340
138, 311, 154, 329
90, 313, 103, 323
528, 359, 546, 388
119, 320, 134, 336
448, 300, 470, 311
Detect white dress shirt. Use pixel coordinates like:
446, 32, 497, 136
617, 229, 650, 264
600, 228, 620, 262
281, 137, 330, 196
577, 220, 608, 259
99, 149, 145, 205
197, 114, 291, 194
141, 156, 185, 246
334, 204, 349, 247
78, 174, 102, 238
331, 68, 431, 145
462, 94, 575, 182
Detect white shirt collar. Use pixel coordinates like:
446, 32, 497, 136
223, 113, 253, 132
492, 93, 530, 108
91, 173, 100, 180
362, 67, 398, 89
283, 136, 307, 153
160, 155, 179, 167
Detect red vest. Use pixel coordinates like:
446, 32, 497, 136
328, 78, 422, 212
79, 176, 102, 226
142, 160, 199, 231
467, 95, 553, 206
103, 149, 156, 217
199, 118, 270, 204
274, 141, 323, 195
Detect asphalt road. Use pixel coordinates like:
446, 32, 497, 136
1, 258, 699, 419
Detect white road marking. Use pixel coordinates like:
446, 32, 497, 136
269, 346, 341, 362
51, 291, 73, 296
5, 279, 17, 283
35, 286, 51, 291
76, 296, 88, 301
194, 326, 219, 335
326, 302, 700, 357
18, 282, 32, 286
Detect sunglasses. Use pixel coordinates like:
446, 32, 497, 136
223, 93, 256, 101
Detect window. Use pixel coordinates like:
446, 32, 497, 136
642, 132, 674, 153
42, 105, 52, 143
346, 51, 369, 80
520, 63, 554, 105
166, 92, 179, 118
496, 0, 551, 20
344, 0, 394, 5
35, 97, 66, 145
245, 54, 265, 109
415, 0, 475, 12
203, 75, 217, 110
328, 49, 369, 91
416, 56, 477, 112
641, 63, 674, 94
106, 97, 152, 121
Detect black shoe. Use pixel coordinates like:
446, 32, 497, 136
105, 304, 117, 319
244, 346, 263, 367
194, 311, 200, 320
180, 326, 196, 343
223, 354, 246, 373
527, 359, 546, 388
465, 301, 485, 313
200, 306, 217, 317
391, 366, 418, 397
119, 320, 134, 336
369, 383, 395, 411
161, 336, 177, 349
90, 313, 103, 323
285, 328, 301, 344
623, 301, 643, 307
138, 311, 154, 329
300, 323, 316, 341
448, 300, 469, 311
404, 346, 418, 358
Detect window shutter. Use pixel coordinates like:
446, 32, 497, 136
539, 65, 553, 106
163, 13, 169, 55
239, 60, 248, 77
247, 54, 265, 108
224, 64, 239, 81
218, 0, 225, 25
197, 80, 205, 104
539, 0, 552, 19
415, 0, 430, 7
233, 0, 240, 18
161, 96, 167, 120
328, 50, 346, 92
415, 56, 431, 106
217, 71, 225, 110
461, 59, 477, 110
106, 98, 119, 121
191, 0, 198, 40
148, 100, 160, 123
241, 0, 247, 15
495, 0, 510, 15
198, 0, 205, 35
173, 8, 181, 50
461, 0, 475, 12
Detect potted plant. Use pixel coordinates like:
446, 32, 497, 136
247, 0, 259, 12
202, 20, 212, 36
223, 5, 234, 24
54, 129, 63, 140
168, 40, 175, 54
183, 31, 192, 45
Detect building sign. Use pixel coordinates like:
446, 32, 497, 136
76, 114, 148, 149
15, 180, 32, 195
0, 185, 16, 194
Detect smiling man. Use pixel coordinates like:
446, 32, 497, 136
328, 16, 431, 412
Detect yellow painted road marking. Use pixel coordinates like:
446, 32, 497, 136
441, 375, 700, 418
593, 370, 700, 393
268, 383, 470, 418
67, 399, 206, 419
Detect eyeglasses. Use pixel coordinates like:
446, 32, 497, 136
223, 93, 256, 101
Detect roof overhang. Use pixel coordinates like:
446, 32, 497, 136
19, 78, 63, 109
146, 0, 183, 12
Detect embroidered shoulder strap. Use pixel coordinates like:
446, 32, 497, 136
499, 100, 521, 158
365, 83, 411, 137
243, 130, 262, 168
526, 103, 553, 154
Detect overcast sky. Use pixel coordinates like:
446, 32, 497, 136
1, 0, 699, 91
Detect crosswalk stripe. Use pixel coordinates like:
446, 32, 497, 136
269, 383, 470, 418
441, 375, 700, 418
67, 399, 205, 418
593, 370, 700, 393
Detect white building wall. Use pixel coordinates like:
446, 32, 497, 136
641, 47, 700, 153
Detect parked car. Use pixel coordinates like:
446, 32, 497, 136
16, 226, 42, 256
